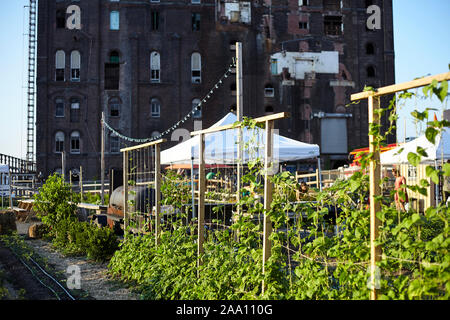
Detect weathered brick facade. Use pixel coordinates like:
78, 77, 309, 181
36, 0, 395, 179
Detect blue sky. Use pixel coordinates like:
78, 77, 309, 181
0, 0, 449, 159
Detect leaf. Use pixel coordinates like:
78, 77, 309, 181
425, 127, 438, 144
407, 152, 421, 167
416, 146, 428, 158
443, 163, 450, 177
425, 165, 440, 185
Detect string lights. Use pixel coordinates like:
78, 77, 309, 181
102, 59, 237, 144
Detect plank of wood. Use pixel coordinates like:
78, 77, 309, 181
351, 72, 450, 101
120, 139, 166, 152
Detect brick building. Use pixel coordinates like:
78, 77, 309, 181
36, 0, 395, 180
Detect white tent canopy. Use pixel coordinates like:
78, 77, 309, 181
381, 127, 450, 165
161, 112, 320, 165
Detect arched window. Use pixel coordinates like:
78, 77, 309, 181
191, 52, 201, 83
70, 98, 80, 122
151, 98, 161, 118
55, 131, 65, 153
55, 50, 65, 81
367, 65, 376, 78
192, 98, 201, 118
366, 43, 375, 55
151, 131, 161, 138
70, 131, 80, 154
150, 51, 160, 82
70, 50, 81, 81
55, 98, 65, 117
109, 97, 120, 117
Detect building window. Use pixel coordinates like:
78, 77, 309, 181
70, 98, 80, 122
299, 0, 309, 6
323, 0, 341, 11
192, 0, 201, 4
151, 98, 161, 118
151, 11, 159, 31
270, 59, 277, 75
191, 52, 201, 84
56, 10, 66, 29
110, 134, 120, 153
366, 43, 375, 55
70, 131, 81, 154
55, 50, 65, 81
264, 84, 275, 97
265, 106, 274, 114
70, 50, 80, 81
55, 131, 65, 153
192, 13, 201, 31
105, 51, 120, 90
150, 51, 160, 83
367, 66, 376, 78
150, 0, 160, 2
110, 11, 120, 30
324, 16, 342, 35
299, 22, 308, 29
109, 97, 120, 117
192, 98, 201, 118
55, 98, 65, 117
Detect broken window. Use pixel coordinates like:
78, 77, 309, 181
70, 50, 80, 81
151, 51, 161, 83
55, 98, 65, 117
105, 51, 120, 90
324, 16, 342, 35
70, 98, 80, 122
151, 11, 159, 31
192, 13, 201, 31
109, 97, 120, 117
367, 66, 376, 77
70, 131, 80, 154
366, 43, 375, 55
55, 50, 65, 81
56, 9, 66, 29
299, 22, 308, 29
323, 0, 341, 11
110, 11, 120, 30
191, 52, 201, 84
151, 98, 161, 118
55, 131, 65, 153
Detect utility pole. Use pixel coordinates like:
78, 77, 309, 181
236, 42, 243, 215
101, 112, 105, 205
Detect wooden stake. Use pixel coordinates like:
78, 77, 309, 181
262, 120, 274, 294
368, 95, 382, 300
101, 112, 105, 205
155, 144, 161, 246
123, 150, 128, 236
197, 133, 206, 274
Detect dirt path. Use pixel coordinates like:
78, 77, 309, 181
0, 221, 139, 300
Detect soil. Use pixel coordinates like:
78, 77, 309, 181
0, 221, 140, 300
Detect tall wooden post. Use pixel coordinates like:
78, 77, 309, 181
61, 151, 66, 180
123, 150, 128, 236
101, 112, 105, 205
197, 133, 206, 274
236, 42, 243, 215
79, 166, 83, 202
368, 94, 382, 300
155, 144, 161, 246
262, 120, 274, 294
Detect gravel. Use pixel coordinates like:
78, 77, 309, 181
16, 221, 140, 300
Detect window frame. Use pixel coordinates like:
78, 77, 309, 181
150, 51, 161, 83
55, 131, 65, 153
55, 50, 65, 81
191, 52, 202, 84
55, 98, 65, 118
70, 131, 81, 154
70, 50, 81, 81
151, 98, 161, 118
110, 11, 120, 30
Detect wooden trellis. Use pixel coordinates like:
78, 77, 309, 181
191, 111, 289, 291
120, 139, 166, 244
351, 71, 450, 300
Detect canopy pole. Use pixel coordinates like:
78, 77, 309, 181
236, 42, 243, 216
317, 156, 322, 191
191, 147, 196, 220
